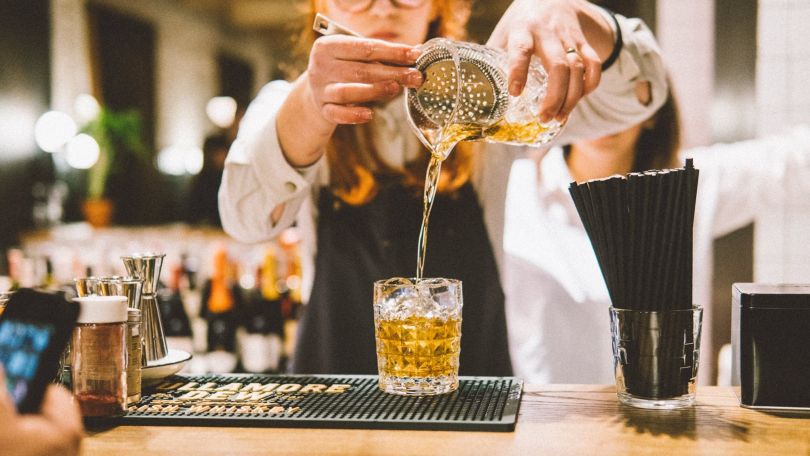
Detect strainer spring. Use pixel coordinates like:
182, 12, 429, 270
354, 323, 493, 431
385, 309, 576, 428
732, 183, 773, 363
411, 40, 509, 128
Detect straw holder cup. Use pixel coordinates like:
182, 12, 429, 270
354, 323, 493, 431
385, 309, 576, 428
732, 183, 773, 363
610, 306, 703, 409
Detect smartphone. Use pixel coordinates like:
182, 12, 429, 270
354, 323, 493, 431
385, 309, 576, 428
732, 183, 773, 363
0, 289, 79, 413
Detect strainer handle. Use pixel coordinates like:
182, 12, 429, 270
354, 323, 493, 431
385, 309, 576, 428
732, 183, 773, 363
313, 13, 363, 38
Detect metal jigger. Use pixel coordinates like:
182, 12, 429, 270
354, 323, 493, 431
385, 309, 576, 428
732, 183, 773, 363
94, 276, 143, 305
74, 277, 99, 297
117, 277, 144, 312
121, 254, 168, 363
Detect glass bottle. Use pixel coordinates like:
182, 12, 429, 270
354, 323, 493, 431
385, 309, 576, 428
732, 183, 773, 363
200, 249, 240, 372
158, 263, 193, 352
126, 308, 143, 405
60, 277, 95, 386
71, 296, 128, 417
201, 248, 238, 353
279, 229, 304, 363
240, 249, 283, 373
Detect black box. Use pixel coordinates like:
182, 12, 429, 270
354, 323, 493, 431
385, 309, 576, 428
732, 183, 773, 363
732, 284, 810, 411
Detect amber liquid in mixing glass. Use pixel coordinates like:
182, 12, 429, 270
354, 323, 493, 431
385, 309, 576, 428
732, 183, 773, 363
483, 119, 551, 144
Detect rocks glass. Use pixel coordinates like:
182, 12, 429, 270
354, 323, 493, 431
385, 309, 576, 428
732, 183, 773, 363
373, 278, 462, 396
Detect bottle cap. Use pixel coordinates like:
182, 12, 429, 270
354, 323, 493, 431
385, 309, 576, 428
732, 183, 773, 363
74, 296, 128, 323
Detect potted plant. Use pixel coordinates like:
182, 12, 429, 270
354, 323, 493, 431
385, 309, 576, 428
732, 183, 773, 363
80, 108, 148, 227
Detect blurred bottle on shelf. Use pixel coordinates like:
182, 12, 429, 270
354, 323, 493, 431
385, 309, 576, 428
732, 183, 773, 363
6, 249, 23, 290
177, 252, 206, 355
42, 256, 57, 290
278, 228, 304, 363
158, 261, 194, 355
5, 249, 54, 291
239, 248, 283, 373
200, 247, 241, 372
180, 252, 198, 291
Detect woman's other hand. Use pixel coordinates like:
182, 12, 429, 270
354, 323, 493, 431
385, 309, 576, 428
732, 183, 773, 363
488, 0, 615, 123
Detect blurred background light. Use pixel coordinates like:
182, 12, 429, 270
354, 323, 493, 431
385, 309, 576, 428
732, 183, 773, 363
34, 110, 77, 152
0, 96, 39, 160
65, 133, 100, 169
239, 272, 255, 290
183, 146, 204, 175
157, 145, 204, 176
206, 96, 237, 128
74, 93, 101, 124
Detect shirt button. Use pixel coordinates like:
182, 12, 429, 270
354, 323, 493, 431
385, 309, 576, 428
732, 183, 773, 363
284, 182, 297, 192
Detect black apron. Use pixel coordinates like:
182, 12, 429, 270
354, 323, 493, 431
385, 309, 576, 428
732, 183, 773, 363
291, 177, 512, 376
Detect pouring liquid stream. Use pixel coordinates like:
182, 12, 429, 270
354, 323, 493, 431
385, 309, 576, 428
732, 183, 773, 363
414, 119, 552, 280
415, 124, 480, 281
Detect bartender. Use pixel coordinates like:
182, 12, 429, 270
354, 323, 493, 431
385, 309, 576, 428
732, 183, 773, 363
218, 0, 668, 376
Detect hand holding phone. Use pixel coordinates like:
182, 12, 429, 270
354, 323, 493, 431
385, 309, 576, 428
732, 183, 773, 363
0, 289, 79, 413
0, 366, 83, 456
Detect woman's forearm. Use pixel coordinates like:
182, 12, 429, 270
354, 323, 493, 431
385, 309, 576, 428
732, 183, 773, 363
276, 73, 337, 167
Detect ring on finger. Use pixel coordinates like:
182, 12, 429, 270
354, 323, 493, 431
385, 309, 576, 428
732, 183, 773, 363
565, 47, 580, 58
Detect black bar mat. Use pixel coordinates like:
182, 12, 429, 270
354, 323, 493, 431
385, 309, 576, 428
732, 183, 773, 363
96, 374, 522, 431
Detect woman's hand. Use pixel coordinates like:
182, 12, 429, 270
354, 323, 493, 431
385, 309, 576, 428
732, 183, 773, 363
278, 35, 423, 166
0, 368, 83, 456
305, 35, 423, 125
488, 0, 615, 123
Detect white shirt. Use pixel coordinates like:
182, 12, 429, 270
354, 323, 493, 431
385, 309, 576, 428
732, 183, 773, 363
219, 15, 668, 315
503, 126, 810, 384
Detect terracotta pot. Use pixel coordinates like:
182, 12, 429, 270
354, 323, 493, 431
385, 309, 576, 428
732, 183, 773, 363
82, 198, 114, 228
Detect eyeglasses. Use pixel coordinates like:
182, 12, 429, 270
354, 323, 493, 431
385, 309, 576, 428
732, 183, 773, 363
333, 0, 427, 13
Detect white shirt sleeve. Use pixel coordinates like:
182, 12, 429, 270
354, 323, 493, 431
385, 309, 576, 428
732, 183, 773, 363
218, 80, 324, 243
556, 14, 669, 144
686, 125, 810, 238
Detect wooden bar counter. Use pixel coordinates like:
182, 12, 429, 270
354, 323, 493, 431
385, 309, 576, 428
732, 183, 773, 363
83, 385, 810, 455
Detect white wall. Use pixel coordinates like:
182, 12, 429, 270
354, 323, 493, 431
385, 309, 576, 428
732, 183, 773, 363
51, 0, 94, 116
657, 0, 715, 149
755, 0, 810, 282
154, 12, 219, 151
659, 0, 810, 283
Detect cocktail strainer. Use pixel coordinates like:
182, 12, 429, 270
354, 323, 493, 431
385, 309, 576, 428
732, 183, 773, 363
408, 39, 509, 131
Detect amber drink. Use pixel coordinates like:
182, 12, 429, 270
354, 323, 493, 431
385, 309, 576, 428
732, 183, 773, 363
374, 278, 462, 395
